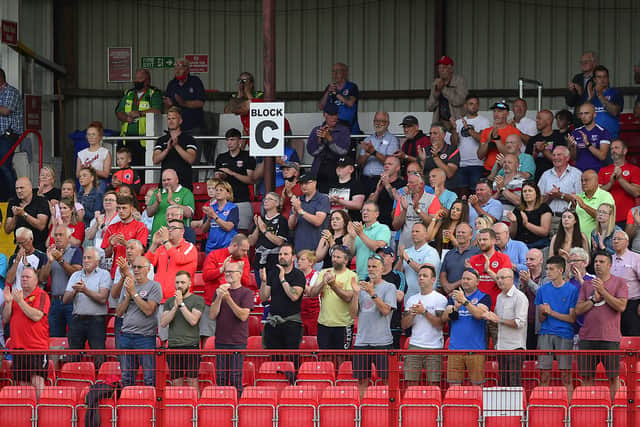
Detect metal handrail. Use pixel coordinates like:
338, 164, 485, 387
518, 77, 543, 112
0, 129, 43, 170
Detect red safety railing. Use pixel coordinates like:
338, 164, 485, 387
0, 347, 636, 427
0, 129, 43, 170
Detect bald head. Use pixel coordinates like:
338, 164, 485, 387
526, 248, 543, 270
581, 170, 599, 193
15, 177, 33, 200
161, 169, 179, 190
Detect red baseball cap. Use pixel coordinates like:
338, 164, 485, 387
435, 56, 454, 66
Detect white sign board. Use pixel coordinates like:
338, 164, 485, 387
249, 102, 285, 157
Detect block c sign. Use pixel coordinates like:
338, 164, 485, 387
249, 102, 284, 157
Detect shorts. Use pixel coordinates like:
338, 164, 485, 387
167, 345, 201, 379
578, 340, 620, 379
13, 353, 49, 383
199, 305, 216, 337
447, 353, 485, 385
317, 324, 353, 350
352, 345, 392, 380
537, 334, 573, 370
404, 344, 442, 383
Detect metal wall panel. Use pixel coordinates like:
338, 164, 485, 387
446, 0, 639, 109
65, 0, 437, 134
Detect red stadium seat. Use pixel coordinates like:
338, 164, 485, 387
296, 361, 336, 391
192, 272, 205, 294
242, 361, 256, 389
277, 386, 319, 427
237, 386, 278, 427
0, 386, 37, 427
400, 386, 441, 427
249, 315, 263, 336
106, 316, 115, 335
318, 386, 359, 427
198, 361, 217, 390
116, 386, 156, 427
484, 360, 499, 387
0, 359, 13, 387
56, 362, 96, 391
97, 362, 122, 383
196, 386, 237, 427
202, 336, 216, 364
49, 337, 69, 349
612, 385, 627, 427
256, 361, 295, 392
360, 385, 390, 427
569, 386, 611, 426
336, 361, 359, 386
37, 386, 78, 427
299, 336, 319, 351
76, 385, 116, 427
192, 182, 209, 197
246, 336, 269, 371
521, 360, 541, 394
527, 386, 568, 427
620, 336, 640, 351
161, 386, 198, 427
441, 385, 483, 427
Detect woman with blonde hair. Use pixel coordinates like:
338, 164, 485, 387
200, 179, 239, 254
37, 165, 60, 202
47, 197, 84, 247
591, 202, 621, 257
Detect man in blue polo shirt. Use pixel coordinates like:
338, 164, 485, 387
442, 268, 491, 385
289, 174, 330, 252
568, 102, 611, 171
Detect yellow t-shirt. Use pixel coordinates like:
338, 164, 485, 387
316, 268, 357, 327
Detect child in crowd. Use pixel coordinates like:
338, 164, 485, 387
110, 147, 141, 193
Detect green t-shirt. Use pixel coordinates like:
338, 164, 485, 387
151, 186, 195, 235
163, 293, 206, 348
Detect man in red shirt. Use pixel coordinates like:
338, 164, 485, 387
468, 228, 512, 309
145, 219, 198, 341
598, 139, 640, 228
478, 101, 521, 173
2, 267, 50, 398
200, 234, 253, 340
102, 195, 148, 278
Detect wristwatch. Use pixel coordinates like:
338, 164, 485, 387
416, 208, 422, 214
371, 294, 378, 300
463, 300, 470, 306
133, 293, 140, 299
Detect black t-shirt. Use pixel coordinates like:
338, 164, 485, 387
513, 203, 552, 244
378, 177, 406, 228
215, 151, 256, 203
382, 270, 405, 330
154, 133, 198, 190
266, 267, 306, 317
253, 214, 289, 268
422, 144, 460, 190
7, 195, 51, 252
329, 178, 365, 222
525, 131, 567, 181
36, 187, 61, 202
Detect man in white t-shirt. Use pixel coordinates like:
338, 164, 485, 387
510, 98, 537, 145
454, 94, 491, 196
402, 264, 448, 385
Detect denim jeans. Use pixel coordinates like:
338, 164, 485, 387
215, 343, 246, 394
49, 299, 74, 338
119, 333, 156, 386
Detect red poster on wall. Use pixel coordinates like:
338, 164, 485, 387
1, 20, 18, 46
185, 54, 209, 73
25, 95, 41, 130
108, 47, 132, 82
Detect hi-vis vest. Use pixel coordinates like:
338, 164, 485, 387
120, 87, 159, 145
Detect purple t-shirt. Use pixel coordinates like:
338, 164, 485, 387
214, 286, 254, 346
578, 275, 627, 342
571, 124, 611, 172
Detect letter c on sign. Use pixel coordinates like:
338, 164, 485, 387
256, 121, 279, 149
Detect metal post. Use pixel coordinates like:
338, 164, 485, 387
388, 351, 400, 427
262, 0, 276, 193
537, 85, 543, 112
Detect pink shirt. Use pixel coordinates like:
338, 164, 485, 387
578, 275, 628, 342
611, 250, 640, 299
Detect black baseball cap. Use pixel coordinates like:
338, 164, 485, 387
490, 101, 509, 111
298, 173, 317, 183
336, 156, 354, 167
376, 246, 395, 256
399, 115, 419, 127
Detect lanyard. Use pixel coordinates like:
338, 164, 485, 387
134, 89, 148, 108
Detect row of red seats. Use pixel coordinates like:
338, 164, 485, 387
0, 384, 633, 427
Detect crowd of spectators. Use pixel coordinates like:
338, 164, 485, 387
1, 52, 640, 399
